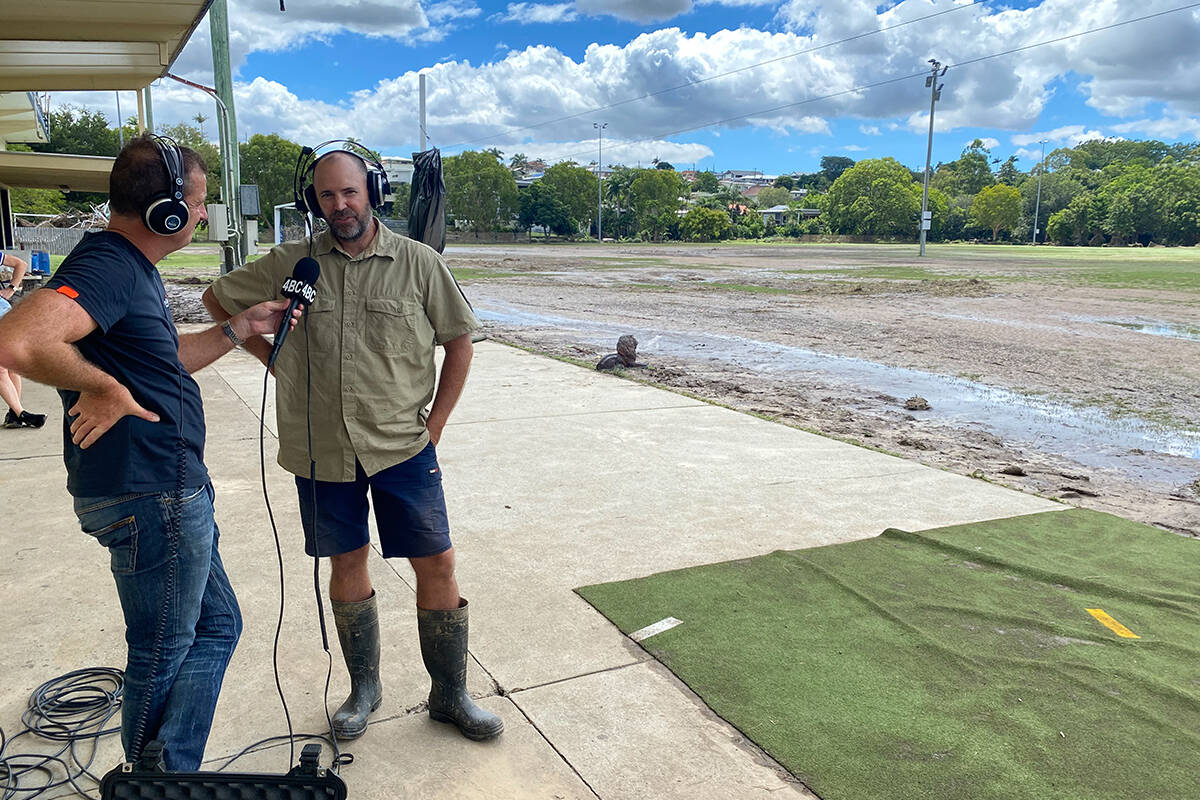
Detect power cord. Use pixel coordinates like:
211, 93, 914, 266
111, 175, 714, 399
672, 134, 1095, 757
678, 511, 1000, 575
0, 666, 122, 800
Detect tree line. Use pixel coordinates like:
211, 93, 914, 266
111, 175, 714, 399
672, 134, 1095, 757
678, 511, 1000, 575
9, 106, 1200, 246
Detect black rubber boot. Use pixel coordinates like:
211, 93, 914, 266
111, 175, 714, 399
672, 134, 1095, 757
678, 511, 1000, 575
418, 598, 503, 741
331, 593, 383, 740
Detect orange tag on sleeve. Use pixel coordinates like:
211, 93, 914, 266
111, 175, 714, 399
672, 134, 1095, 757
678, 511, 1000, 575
55, 285, 79, 299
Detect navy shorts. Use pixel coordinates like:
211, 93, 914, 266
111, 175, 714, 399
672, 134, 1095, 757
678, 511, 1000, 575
295, 443, 452, 559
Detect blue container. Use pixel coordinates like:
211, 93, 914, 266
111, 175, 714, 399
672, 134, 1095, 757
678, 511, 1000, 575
32, 251, 50, 275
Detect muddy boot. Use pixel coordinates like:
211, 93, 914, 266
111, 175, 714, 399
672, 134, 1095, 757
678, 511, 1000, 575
418, 598, 503, 741
331, 593, 383, 740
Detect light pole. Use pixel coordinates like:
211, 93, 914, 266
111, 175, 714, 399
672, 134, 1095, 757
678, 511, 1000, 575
594, 122, 607, 242
1031, 139, 1048, 245
919, 59, 946, 257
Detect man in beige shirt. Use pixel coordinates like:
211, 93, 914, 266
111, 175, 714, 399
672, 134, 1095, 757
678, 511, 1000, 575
202, 149, 501, 742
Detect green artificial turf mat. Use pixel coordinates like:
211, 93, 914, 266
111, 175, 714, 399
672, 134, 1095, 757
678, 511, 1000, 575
576, 509, 1200, 800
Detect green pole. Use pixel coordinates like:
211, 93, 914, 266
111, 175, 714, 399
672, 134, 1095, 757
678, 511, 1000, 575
143, 86, 155, 133
209, 0, 243, 270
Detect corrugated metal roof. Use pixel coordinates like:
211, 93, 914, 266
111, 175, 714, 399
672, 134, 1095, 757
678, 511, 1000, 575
0, 0, 212, 91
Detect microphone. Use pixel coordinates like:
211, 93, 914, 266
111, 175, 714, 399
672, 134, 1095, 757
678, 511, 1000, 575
267, 257, 320, 369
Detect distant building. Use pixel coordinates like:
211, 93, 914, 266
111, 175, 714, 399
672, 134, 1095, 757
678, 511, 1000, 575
380, 156, 414, 190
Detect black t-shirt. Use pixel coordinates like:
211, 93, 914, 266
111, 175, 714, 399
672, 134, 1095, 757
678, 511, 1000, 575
45, 231, 208, 497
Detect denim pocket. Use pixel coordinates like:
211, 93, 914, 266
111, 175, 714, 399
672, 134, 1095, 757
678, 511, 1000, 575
83, 515, 139, 575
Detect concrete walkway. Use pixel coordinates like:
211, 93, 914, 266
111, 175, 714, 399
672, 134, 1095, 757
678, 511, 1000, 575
0, 341, 1059, 798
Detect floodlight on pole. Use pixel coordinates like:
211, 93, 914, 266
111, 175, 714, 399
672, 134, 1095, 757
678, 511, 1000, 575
1031, 139, 1048, 245
918, 59, 946, 257
594, 122, 607, 242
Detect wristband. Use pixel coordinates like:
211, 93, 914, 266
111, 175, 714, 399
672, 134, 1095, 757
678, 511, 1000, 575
221, 320, 245, 347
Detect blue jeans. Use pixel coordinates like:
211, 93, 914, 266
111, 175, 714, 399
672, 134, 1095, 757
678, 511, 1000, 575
74, 484, 242, 770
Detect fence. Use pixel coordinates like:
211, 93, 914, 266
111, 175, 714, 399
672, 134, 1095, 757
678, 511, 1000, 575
13, 227, 89, 255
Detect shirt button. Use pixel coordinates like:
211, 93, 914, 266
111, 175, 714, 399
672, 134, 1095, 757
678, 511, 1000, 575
345, 386, 354, 392
345, 353, 353, 360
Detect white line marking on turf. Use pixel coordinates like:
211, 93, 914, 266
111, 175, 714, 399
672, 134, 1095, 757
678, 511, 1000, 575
630, 617, 683, 642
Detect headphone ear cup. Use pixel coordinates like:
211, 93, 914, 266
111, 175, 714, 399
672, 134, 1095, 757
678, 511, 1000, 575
366, 168, 385, 209
145, 196, 190, 236
303, 184, 324, 219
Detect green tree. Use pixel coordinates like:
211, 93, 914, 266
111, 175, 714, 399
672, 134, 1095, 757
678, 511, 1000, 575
773, 175, 795, 190
969, 184, 1022, 240
1098, 167, 1160, 245
32, 106, 120, 157
518, 182, 574, 237
238, 133, 303, 229
932, 139, 995, 198
509, 152, 530, 174
628, 168, 683, 241
29, 106, 120, 211
540, 162, 597, 236
693, 171, 720, 193
443, 150, 518, 233
825, 157, 922, 237
1018, 170, 1083, 241
654, 161, 674, 170
1046, 194, 1099, 245
819, 156, 855, 183
755, 186, 791, 208
680, 206, 732, 241
391, 182, 411, 220
995, 156, 1022, 186
733, 210, 765, 239
9, 187, 67, 215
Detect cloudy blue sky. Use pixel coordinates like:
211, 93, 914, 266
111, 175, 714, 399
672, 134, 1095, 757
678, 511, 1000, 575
59, 0, 1200, 175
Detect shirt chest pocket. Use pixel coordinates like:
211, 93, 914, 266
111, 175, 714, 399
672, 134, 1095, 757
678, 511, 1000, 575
364, 297, 420, 353
303, 299, 338, 353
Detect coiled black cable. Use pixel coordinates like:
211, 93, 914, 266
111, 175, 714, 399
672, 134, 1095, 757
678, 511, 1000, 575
0, 666, 123, 800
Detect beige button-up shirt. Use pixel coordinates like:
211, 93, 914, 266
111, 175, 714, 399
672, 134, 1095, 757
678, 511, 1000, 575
211, 222, 479, 481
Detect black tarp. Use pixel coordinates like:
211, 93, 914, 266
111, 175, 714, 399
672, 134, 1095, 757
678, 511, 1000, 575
408, 148, 446, 254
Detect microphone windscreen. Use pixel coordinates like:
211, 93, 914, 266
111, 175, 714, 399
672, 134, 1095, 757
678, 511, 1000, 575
293, 256, 320, 285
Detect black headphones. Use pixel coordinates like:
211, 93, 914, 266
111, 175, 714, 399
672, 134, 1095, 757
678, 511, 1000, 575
294, 140, 390, 220
144, 135, 191, 236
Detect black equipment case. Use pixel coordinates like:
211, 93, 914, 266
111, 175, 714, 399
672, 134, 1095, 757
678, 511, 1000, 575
99, 741, 347, 799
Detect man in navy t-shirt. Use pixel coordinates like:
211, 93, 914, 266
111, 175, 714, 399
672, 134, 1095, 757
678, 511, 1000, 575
0, 135, 298, 770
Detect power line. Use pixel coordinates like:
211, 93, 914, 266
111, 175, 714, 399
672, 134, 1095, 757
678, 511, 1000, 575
573, 1, 1200, 167
443, 0, 989, 150
443, 1, 1200, 184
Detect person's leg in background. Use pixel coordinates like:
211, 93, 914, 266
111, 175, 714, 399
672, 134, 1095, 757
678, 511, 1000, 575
1, 367, 45, 428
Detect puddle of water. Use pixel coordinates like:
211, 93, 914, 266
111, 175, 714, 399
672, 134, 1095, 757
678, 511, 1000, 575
1098, 319, 1200, 342
476, 300, 1200, 484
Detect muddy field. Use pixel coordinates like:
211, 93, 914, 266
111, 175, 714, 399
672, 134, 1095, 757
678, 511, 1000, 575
170, 241, 1200, 536
451, 242, 1200, 537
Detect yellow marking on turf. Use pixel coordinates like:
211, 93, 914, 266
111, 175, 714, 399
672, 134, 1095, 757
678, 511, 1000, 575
1086, 608, 1140, 639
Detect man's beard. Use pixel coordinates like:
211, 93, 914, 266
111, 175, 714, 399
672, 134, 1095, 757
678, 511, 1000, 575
330, 209, 371, 242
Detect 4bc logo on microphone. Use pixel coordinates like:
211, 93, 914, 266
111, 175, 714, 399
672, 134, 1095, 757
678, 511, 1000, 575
282, 278, 317, 305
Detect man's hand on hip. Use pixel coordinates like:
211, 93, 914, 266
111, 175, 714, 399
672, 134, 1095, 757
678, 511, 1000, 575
68, 381, 160, 449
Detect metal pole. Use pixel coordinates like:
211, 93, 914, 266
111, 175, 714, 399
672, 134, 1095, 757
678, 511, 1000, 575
143, 86, 155, 134
167, 73, 240, 270
919, 60, 944, 257
594, 122, 606, 242
1031, 139, 1046, 245
136, 90, 145, 134
419, 73, 428, 150
209, 0, 243, 270
114, 92, 124, 147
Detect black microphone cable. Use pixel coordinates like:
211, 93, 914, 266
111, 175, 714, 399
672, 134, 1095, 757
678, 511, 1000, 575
254, 259, 348, 774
